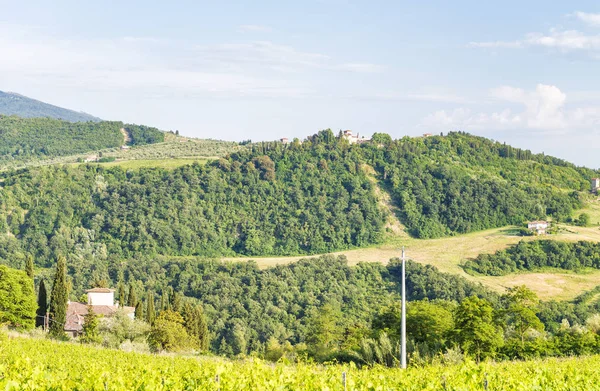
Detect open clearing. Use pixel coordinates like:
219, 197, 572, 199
222, 223, 600, 301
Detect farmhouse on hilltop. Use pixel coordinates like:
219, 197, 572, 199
527, 221, 549, 235
64, 288, 135, 338
342, 130, 370, 145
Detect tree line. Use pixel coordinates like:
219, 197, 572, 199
463, 240, 600, 276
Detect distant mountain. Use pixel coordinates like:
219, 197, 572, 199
0, 90, 101, 122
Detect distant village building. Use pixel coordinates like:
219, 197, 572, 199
342, 130, 370, 145
527, 221, 549, 235
423, 133, 433, 137
64, 288, 135, 338
84, 155, 98, 163
592, 178, 600, 193
120, 145, 130, 150
280, 137, 289, 144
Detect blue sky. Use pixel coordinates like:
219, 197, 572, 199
2, 0, 600, 167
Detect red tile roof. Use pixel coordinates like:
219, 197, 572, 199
64, 302, 135, 332
85, 288, 115, 293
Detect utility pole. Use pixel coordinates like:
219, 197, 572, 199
401, 246, 407, 369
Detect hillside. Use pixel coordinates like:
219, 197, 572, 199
0, 90, 100, 122
0, 116, 164, 165
0, 130, 596, 265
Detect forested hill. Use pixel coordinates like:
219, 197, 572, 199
365, 131, 597, 238
0, 116, 164, 163
0, 90, 100, 122
0, 130, 595, 266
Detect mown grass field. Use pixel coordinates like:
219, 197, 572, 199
4, 334, 600, 390
223, 223, 600, 301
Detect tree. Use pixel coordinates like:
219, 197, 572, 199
182, 302, 210, 351
171, 291, 182, 313
407, 300, 454, 347
48, 257, 69, 338
305, 303, 343, 359
80, 306, 101, 344
452, 296, 503, 362
146, 292, 156, 325
161, 290, 170, 312
127, 284, 137, 308
502, 286, 544, 347
36, 279, 48, 328
148, 310, 192, 352
0, 265, 36, 329
135, 301, 144, 319
99, 309, 151, 348
25, 254, 34, 279
118, 283, 126, 307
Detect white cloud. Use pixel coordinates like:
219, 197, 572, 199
422, 84, 600, 133
0, 23, 384, 100
470, 29, 600, 52
574, 11, 600, 27
238, 24, 273, 33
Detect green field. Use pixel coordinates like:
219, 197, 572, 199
3, 334, 600, 390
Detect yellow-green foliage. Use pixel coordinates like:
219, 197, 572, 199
4, 336, 600, 390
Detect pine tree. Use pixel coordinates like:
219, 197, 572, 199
36, 279, 48, 328
25, 255, 34, 279
135, 301, 144, 319
48, 257, 68, 338
118, 282, 126, 307
80, 306, 100, 344
146, 291, 156, 325
127, 284, 137, 308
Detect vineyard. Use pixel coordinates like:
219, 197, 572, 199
2, 335, 600, 390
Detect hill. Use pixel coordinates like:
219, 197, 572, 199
0, 90, 101, 122
0, 116, 164, 165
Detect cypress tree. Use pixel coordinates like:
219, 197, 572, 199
146, 291, 156, 325
182, 302, 210, 351
36, 279, 48, 328
25, 255, 34, 279
161, 290, 170, 311
171, 291, 182, 313
49, 257, 68, 338
135, 301, 144, 319
127, 284, 137, 308
118, 282, 126, 307
195, 304, 210, 351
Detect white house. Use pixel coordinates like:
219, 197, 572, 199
342, 130, 370, 145
592, 178, 600, 192
64, 287, 135, 338
527, 221, 549, 235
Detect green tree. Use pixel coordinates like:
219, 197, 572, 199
48, 257, 69, 338
148, 310, 192, 352
502, 286, 544, 347
171, 291, 182, 314
127, 284, 137, 308
0, 265, 36, 329
24, 254, 34, 279
80, 306, 101, 344
407, 300, 454, 347
182, 303, 210, 351
135, 301, 143, 319
452, 296, 504, 362
146, 292, 156, 325
118, 283, 126, 307
36, 279, 48, 328
305, 303, 343, 359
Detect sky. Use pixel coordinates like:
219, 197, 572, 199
1, 0, 600, 167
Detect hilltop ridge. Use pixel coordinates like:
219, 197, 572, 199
0, 90, 101, 122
